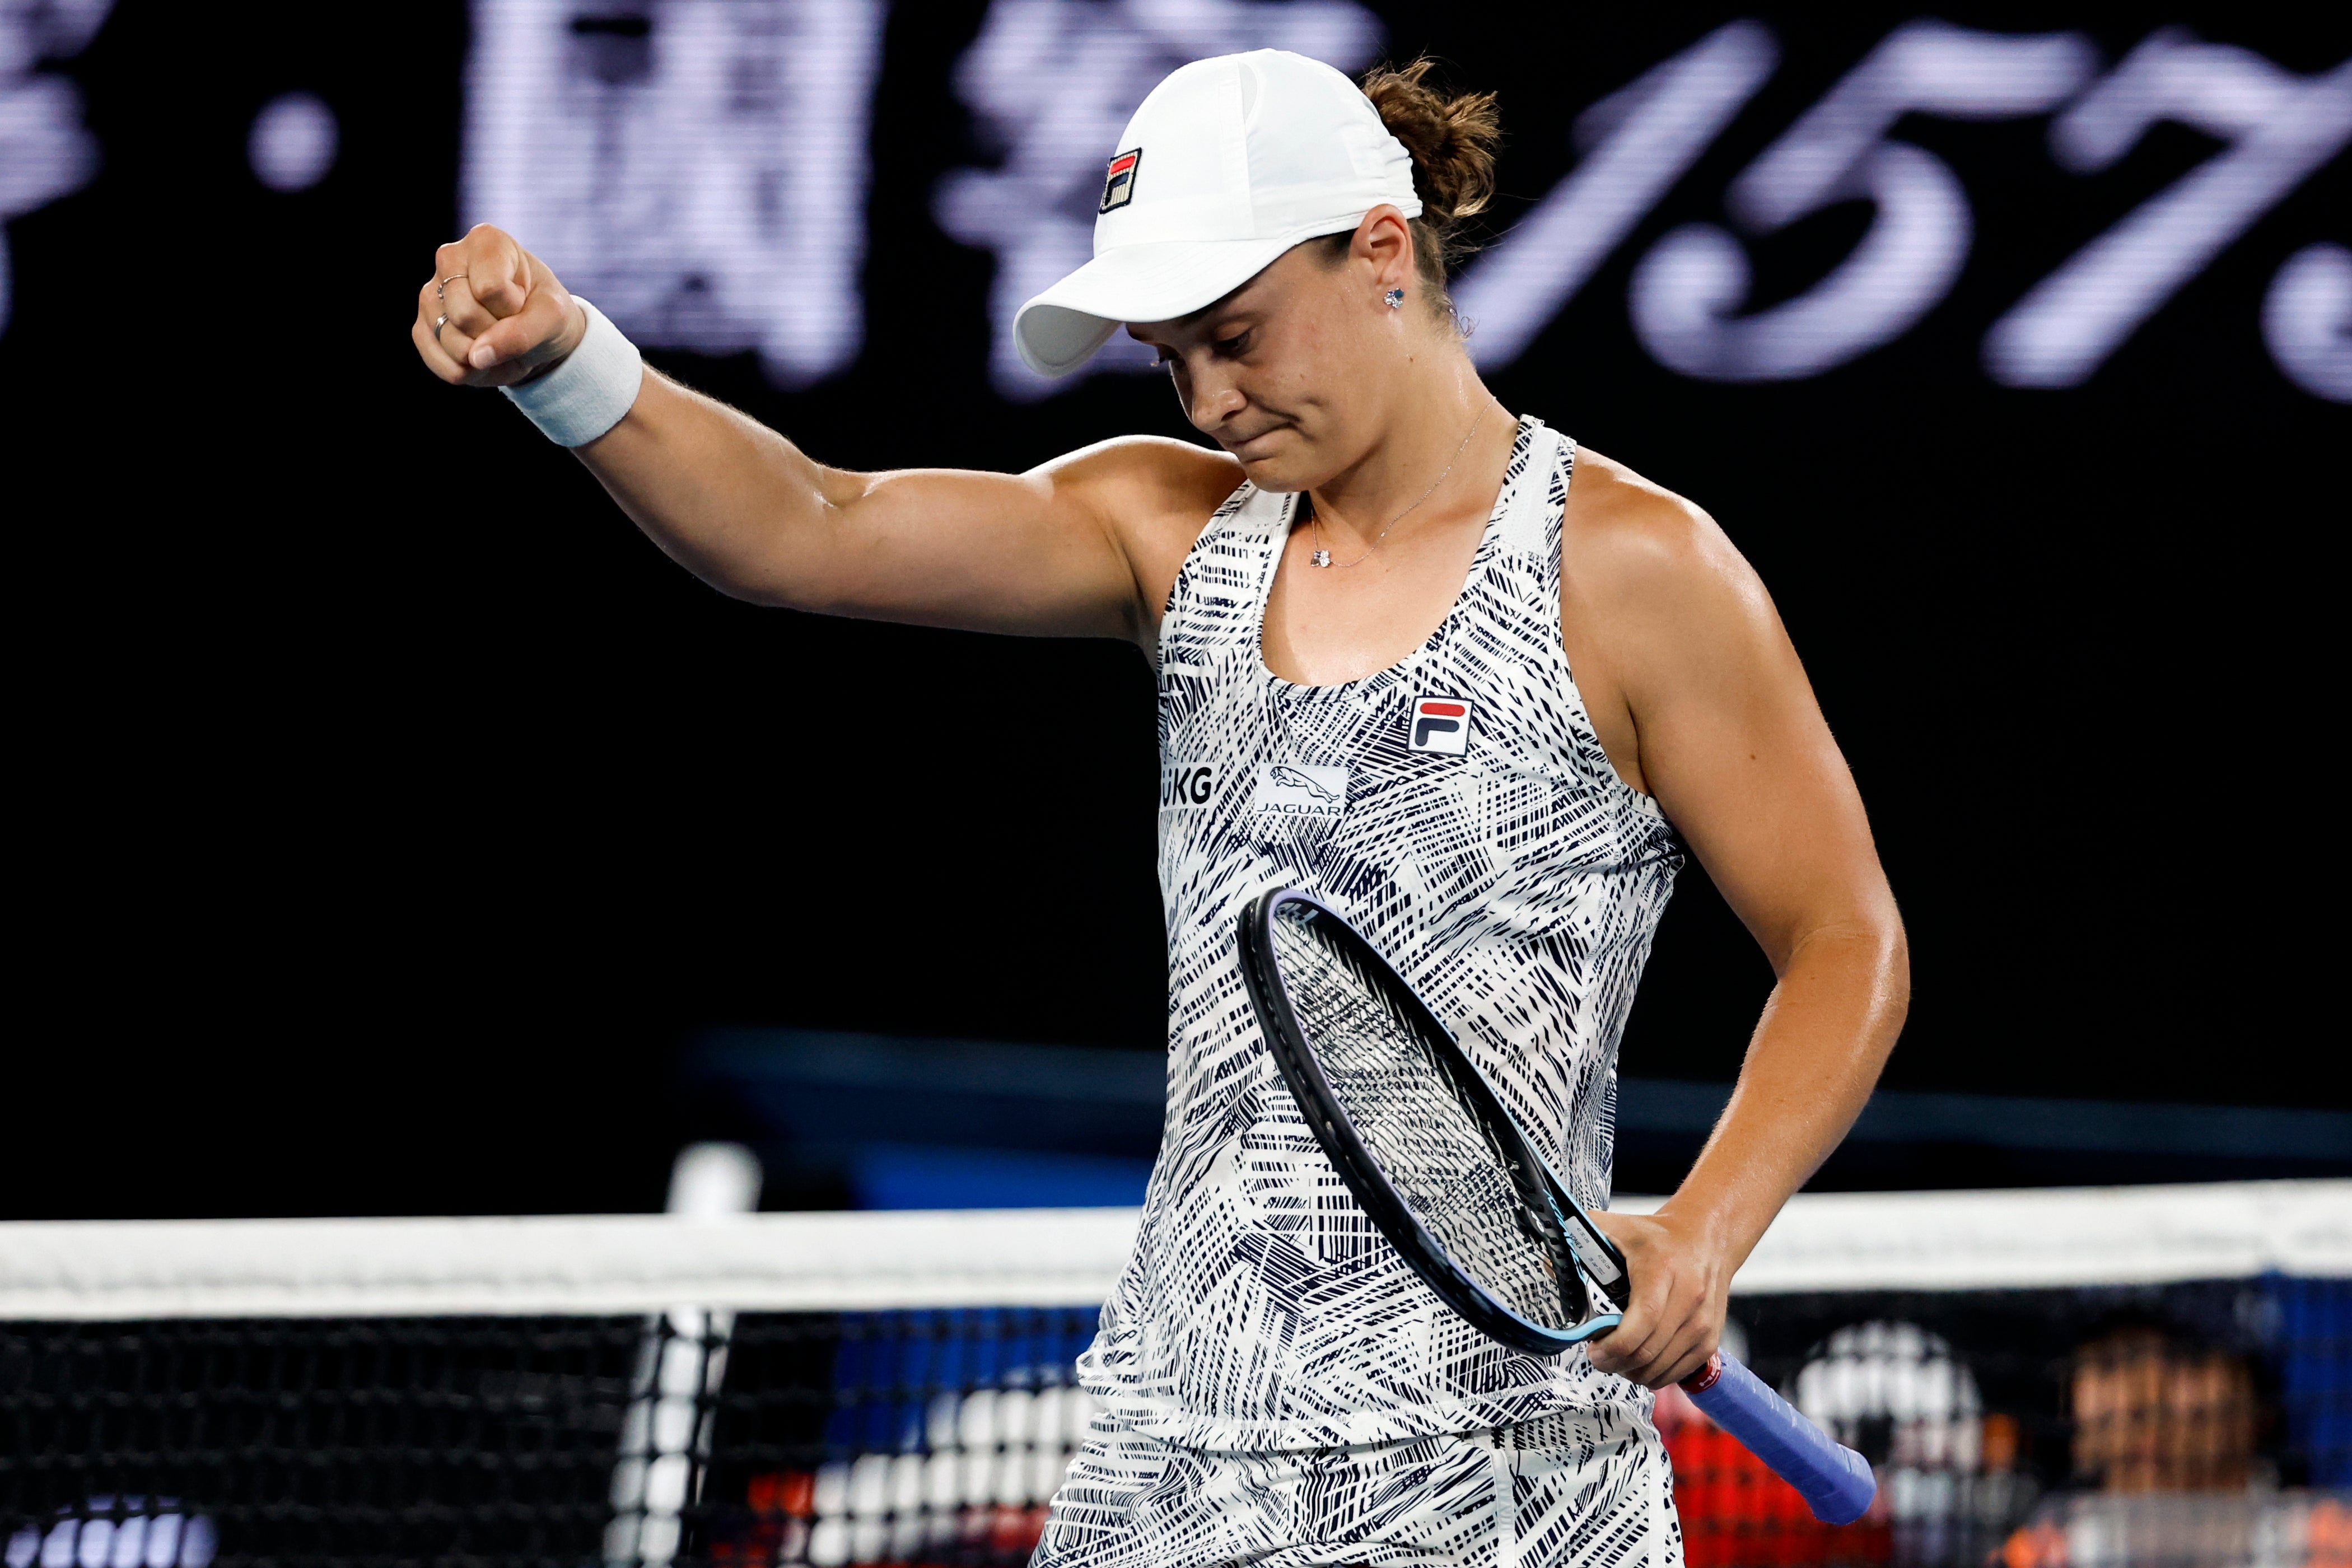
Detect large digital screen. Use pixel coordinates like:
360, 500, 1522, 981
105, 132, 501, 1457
442, 4, 2349, 401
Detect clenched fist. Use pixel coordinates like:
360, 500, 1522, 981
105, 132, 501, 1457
413, 225, 587, 387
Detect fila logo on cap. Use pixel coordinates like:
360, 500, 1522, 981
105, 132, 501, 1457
1098, 148, 1142, 213
1410, 696, 1472, 755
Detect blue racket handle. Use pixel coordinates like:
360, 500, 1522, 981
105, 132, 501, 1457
1681, 1352, 1876, 1525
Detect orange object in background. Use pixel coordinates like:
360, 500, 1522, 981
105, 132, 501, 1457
717, 1471, 816, 1566
745, 1470, 818, 1519
2309, 1498, 2352, 1568
1656, 1383, 1891, 1567
1998, 1518, 2068, 1568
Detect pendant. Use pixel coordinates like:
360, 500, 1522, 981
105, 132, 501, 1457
1310, 549, 1332, 568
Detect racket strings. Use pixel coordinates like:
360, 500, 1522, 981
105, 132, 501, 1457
1268, 909, 1578, 1331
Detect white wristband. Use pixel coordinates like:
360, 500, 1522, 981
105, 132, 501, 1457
500, 298, 643, 447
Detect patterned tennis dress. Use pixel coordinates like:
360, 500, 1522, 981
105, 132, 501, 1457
1034, 417, 1688, 1568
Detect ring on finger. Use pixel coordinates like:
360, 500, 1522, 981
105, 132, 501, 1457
433, 312, 452, 337
436, 274, 468, 300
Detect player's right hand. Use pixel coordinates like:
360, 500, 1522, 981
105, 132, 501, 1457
413, 225, 587, 388
1587, 1206, 1730, 1390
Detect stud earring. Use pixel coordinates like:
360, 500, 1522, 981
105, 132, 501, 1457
1385, 288, 1404, 310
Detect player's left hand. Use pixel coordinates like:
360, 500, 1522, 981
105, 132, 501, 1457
1584, 1207, 1733, 1389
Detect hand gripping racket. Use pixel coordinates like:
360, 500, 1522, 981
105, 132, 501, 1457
1238, 888, 1876, 1526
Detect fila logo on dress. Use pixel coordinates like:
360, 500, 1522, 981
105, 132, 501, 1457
1410, 696, 1473, 755
1099, 148, 1141, 213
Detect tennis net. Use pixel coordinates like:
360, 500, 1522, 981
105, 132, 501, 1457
1, 1183, 2343, 1568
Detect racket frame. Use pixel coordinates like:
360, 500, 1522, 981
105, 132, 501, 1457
1238, 888, 1629, 1357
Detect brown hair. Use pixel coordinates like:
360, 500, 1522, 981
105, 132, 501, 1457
2070, 1327, 2257, 1494
1320, 58, 1501, 325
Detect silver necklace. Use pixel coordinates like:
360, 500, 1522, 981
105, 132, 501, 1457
1309, 410, 1484, 568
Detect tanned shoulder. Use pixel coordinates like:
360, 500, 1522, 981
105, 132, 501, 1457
1563, 448, 1753, 600
1038, 435, 1245, 646
1561, 447, 1792, 781
1569, 446, 1777, 627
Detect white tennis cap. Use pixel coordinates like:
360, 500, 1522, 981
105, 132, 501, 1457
1012, 49, 1424, 379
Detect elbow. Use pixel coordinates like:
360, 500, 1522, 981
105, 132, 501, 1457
1858, 906, 1910, 1072
1859, 899, 1909, 992
1786, 904, 1910, 1060
678, 540, 850, 614
1849, 898, 1910, 1012
1854, 892, 1910, 997
745, 575, 863, 617
1782, 902, 1906, 981
721, 572, 813, 611
615, 517, 820, 609
669, 559, 804, 610
720, 490, 867, 614
1880, 916, 1912, 1046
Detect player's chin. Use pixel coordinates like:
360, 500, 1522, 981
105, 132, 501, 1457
1242, 457, 1327, 498
1225, 429, 1310, 486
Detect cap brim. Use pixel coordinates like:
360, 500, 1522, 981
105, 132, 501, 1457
1013, 236, 1295, 378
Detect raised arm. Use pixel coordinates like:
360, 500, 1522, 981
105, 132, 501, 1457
1563, 452, 1910, 1389
413, 226, 1238, 642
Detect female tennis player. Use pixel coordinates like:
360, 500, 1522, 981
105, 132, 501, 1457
416, 49, 1907, 1568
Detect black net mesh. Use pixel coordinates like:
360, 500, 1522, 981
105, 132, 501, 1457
0, 1307, 1096, 1568
2, 1267, 2343, 1568
1267, 900, 1576, 1332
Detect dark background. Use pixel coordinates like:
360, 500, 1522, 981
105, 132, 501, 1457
7, 3, 2346, 1221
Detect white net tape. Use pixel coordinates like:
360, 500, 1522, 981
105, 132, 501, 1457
0, 1181, 2341, 1321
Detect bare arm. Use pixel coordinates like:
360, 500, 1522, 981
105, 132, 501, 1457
582, 368, 1225, 638
413, 225, 1235, 642
1564, 455, 1910, 1389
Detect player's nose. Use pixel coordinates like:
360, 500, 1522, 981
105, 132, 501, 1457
1186, 370, 1245, 431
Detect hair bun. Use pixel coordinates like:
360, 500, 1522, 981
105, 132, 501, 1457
1360, 58, 1500, 224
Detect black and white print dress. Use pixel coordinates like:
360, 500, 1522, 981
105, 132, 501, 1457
1037, 417, 1687, 1567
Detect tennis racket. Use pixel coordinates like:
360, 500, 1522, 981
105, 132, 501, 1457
1236, 887, 1877, 1527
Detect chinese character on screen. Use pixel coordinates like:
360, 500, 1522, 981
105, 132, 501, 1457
464, 0, 886, 389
